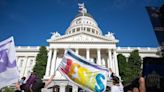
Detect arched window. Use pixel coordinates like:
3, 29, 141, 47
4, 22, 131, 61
66, 85, 72, 92
53, 85, 60, 92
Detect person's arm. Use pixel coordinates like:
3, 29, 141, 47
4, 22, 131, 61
15, 81, 21, 90
139, 77, 146, 92
109, 68, 114, 78
44, 74, 55, 88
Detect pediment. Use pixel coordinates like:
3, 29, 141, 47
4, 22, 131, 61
48, 32, 117, 43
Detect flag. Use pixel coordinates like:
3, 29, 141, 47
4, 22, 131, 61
0, 37, 19, 89
58, 49, 109, 92
146, 6, 164, 45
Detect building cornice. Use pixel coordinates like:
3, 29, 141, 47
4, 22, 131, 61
47, 31, 119, 43
117, 47, 158, 53
16, 46, 158, 53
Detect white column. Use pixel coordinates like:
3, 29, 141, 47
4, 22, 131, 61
17, 57, 20, 67
16, 57, 20, 75
72, 85, 78, 92
86, 49, 90, 60
111, 50, 116, 74
50, 49, 57, 75
23, 56, 28, 77
75, 48, 78, 54
113, 49, 119, 76
97, 49, 101, 65
16, 56, 19, 63
18, 57, 23, 77
59, 85, 66, 92
45, 49, 53, 77
108, 49, 112, 69
42, 88, 53, 92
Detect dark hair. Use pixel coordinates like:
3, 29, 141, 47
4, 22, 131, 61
112, 76, 120, 84
21, 77, 26, 80
20, 73, 38, 92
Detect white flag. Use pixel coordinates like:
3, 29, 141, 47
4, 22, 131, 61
0, 37, 19, 89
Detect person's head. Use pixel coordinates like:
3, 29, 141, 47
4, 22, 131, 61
127, 91, 132, 92
133, 87, 139, 92
21, 77, 26, 81
112, 76, 120, 85
19, 72, 38, 92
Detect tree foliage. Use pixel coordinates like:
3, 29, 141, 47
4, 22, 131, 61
33, 46, 48, 79
117, 54, 130, 84
128, 50, 141, 82
2, 87, 14, 92
117, 50, 141, 84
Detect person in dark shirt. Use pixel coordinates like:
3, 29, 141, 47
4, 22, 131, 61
18, 72, 55, 92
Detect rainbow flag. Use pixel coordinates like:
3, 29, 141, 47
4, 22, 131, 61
58, 49, 109, 92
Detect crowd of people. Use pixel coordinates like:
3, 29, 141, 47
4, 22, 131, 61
14, 69, 146, 92
15, 72, 55, 92
109, 68, 146, 92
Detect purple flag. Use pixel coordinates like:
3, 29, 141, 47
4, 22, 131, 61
0, 37, 19, 89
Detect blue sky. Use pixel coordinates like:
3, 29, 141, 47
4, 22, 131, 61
0, 0, 163, 47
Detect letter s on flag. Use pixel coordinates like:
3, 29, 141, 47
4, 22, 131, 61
95, 73, 105, 92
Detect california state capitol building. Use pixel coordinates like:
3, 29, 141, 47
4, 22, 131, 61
15, 3, 159, 92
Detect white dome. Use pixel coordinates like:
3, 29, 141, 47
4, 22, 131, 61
65, 4, 102, 35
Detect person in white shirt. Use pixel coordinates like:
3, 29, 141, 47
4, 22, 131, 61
108, 68, 123, 92
110, 76, 124, 92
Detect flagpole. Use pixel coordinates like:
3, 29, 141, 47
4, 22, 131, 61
82, 3, 84, 31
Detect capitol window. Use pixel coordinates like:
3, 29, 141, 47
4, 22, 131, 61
87, 28, 90, 32
30, 59, 33, 66
84, 27, 86, 31
92, 29, 95, 33
77, 28, 80, 31
96, 30, 98, 34
93, 58, 97, 64
19, 59, 23, 67
72, 29, 75, 33
27, 71, 31, 76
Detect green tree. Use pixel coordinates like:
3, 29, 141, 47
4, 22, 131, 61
128, 49, 141, 82
117, 50, 141, 84
117, 54, 129, 84
3, 87, 14, 92
33, 46, 48, 79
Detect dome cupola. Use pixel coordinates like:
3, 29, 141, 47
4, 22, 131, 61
65, 3, 102, 35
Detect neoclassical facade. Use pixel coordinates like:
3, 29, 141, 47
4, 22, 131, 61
15, 4, 159, 92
